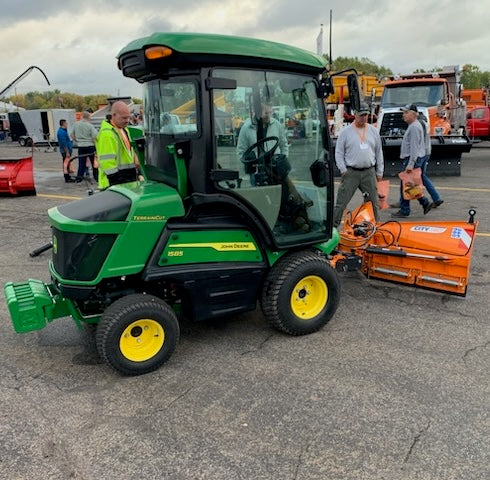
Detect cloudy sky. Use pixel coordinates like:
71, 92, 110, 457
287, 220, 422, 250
1, 0, 489, 101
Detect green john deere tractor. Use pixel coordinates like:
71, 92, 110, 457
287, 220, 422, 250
4, 33, 359, 375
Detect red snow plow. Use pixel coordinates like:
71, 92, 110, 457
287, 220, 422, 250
0, 155, 36, 195
332, 202, 478, 296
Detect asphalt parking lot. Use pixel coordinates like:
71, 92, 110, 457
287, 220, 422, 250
0, 140, 489, 480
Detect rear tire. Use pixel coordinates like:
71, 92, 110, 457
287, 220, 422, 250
96, 294, 179, 375
261, 250, 340, 335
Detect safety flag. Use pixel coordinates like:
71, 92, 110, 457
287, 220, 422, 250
316, 25, 323, 56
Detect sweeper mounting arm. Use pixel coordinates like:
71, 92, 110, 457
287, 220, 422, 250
330, 202, 478, 296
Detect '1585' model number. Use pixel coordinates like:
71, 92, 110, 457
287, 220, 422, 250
168, 250, 184, 256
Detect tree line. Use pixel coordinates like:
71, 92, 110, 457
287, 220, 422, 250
329, 57, 489, 89
1, 90, 141, 111
1, 58, 488, 110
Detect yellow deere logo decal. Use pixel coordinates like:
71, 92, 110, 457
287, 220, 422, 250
52, 235, 58, 254
169, 242, 256, 251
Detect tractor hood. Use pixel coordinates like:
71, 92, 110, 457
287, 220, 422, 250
49, 182, 185, 285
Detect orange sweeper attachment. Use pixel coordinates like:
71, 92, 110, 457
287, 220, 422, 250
331, 201, 478, 296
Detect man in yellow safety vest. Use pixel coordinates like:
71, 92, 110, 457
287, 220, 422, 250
95, 101, 143, 190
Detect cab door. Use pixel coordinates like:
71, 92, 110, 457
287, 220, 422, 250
468, 108, 488, 138
210, 68, 333, 248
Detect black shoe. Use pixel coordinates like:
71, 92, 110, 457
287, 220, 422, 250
423, 201, 432, 215
64, 174, 76, 183
432, 199, 444, 208
391, 210, 409, 218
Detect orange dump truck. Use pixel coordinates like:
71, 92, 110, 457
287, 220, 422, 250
376, 66, 471, 176
462, 88, 490, 112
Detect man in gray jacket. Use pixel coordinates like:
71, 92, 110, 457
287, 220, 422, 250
391, 104, 432, 218
333, 102, 384, 228
71, 111, 98, 182
236, 102, 289, 171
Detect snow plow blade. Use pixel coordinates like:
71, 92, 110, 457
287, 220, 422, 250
381, 135, 472, 177
334, 202, 478, 296
0, 155, 36, 195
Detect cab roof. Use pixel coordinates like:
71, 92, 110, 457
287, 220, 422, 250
118, 32, 327, 80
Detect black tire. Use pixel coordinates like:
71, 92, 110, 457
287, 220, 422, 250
261, 250, 340, 335
96, 294, 180, 375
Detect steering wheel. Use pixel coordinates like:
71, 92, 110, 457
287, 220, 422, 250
242, 136, 280, 165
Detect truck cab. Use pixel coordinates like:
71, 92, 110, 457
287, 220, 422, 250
375, 67, 471, 176
466, 106, 490, 140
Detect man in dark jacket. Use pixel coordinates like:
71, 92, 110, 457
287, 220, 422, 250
57, 119, 74, 183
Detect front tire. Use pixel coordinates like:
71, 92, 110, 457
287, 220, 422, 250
261, 250, 340, 335
96, 294, 180, 375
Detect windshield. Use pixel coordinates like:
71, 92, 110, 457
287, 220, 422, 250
211, 68, 331, 246
381, 84, 445, 107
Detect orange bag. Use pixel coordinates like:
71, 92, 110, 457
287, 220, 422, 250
398, 168, 424, 200
377, 179, 390, 209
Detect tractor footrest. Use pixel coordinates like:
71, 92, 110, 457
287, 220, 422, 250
4, 279, 54, 333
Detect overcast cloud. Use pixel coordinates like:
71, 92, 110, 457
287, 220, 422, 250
1, 0, 489, 101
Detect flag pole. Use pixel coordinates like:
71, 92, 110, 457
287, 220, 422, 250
329, 9, 333, 71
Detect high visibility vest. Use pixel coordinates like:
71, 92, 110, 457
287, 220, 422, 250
96, 120, 137, 190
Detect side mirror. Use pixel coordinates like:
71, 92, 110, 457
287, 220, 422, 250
310, 159, 327, 187
347, 73, 361, 113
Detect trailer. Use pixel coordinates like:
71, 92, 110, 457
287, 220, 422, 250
8, 109, 76, 146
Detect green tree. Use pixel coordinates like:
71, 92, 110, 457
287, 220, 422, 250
461, 64, 490, 89
3, 91, 141, 111
328, 56, 393, 77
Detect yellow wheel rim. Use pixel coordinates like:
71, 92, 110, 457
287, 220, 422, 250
119, 319, 165, 362
290, 275, 328, 320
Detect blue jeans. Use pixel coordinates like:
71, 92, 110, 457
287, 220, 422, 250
399, 157, 430, 215
420, 155, 441, 203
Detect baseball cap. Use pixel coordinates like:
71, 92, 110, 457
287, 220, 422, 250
400, 104, 418, 113
354, 103, 370, 115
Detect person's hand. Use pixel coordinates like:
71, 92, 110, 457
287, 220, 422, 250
376, 175, 383, 182
406, 167, 413, 173
137, 175, 145, 182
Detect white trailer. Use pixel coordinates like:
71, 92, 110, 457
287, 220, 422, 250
8, 109, 76, 146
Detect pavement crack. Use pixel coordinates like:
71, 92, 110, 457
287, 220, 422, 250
463, 340, 490, 366
166, 386, 193, 408
292, 443, 310, 479
403, 420, 431, 464
241, 333, 274, 355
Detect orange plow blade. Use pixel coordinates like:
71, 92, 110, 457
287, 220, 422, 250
334, 202, 478, 296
